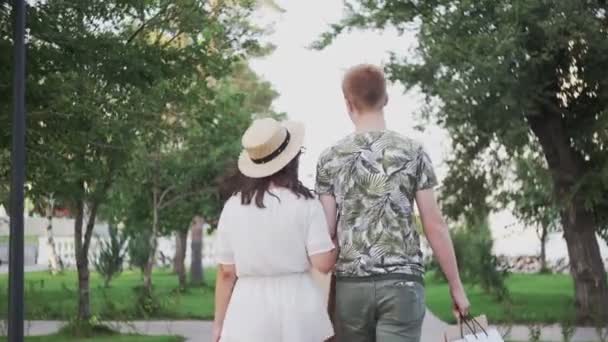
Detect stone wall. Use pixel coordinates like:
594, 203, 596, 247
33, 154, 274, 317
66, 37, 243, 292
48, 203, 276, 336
0, 244, 38, 266
496, 255, 608, 274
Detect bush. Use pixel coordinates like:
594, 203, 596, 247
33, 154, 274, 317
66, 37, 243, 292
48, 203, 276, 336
560, 318, 576, 342
94, 225, 127, 288
132, 285, 163, 317
429, 223, 510, 301
127, 229, 152, 276
472, 232, 510, 301
61, 317, 115, 338
528, 324, 543, 342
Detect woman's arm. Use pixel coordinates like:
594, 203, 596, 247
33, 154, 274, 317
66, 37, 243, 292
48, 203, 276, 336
212, 264, 237, 342
310, 250, 337, 274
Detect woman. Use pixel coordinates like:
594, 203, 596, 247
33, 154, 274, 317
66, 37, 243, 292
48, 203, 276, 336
212, 118, 337, 342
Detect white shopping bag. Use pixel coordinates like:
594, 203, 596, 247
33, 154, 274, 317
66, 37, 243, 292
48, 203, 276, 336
452, 328, 504, 342
444, 315, 504, 342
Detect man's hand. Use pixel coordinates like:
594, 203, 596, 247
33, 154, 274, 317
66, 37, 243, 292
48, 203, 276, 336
450, 284, 470, 319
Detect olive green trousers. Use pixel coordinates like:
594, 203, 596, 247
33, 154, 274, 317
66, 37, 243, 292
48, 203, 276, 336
332, 276, 425, 342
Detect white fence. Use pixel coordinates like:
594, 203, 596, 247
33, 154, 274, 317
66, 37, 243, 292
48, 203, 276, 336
34, 230, 608, 271
38, 233, 218, 269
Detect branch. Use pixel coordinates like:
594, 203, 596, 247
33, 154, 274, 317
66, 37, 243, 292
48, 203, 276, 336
161, 30, 184, 48
126, 3, 171, 44
82, 201, 100, 254
83, 162, 116, 253
159, 188, 211, 211
126, 19, 151, 44
158, 184, 177, 207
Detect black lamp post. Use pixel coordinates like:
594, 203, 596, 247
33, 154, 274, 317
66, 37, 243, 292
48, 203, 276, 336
8, 0, 26, 341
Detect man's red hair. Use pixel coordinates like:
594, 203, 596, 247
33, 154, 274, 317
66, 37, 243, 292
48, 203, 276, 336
342, 64, 387, 110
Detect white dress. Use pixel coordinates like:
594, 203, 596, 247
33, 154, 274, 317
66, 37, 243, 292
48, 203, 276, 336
215, 188, 335, 342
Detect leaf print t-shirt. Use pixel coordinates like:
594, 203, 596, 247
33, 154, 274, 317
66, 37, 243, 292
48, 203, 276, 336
315, 130, 438, 279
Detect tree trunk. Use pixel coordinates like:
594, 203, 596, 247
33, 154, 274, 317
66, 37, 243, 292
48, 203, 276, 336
172, 232, 181, 274
190, 216, 204, 286
74, 197, 91, 320
539, 224, 548, 273
529, 113, 608, 323
75, 196, 102, 321
561, 203, 608, 323
45, 201, 63, 275
143, 202, 159, 295
77, 260, 91, 319
176, 230, 188, 289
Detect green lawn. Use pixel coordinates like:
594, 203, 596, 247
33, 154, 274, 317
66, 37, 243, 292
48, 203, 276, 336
1, 334, 183, 342
0, 268, 583, 324
425, 273, 577, 324
0, 269, 216, 320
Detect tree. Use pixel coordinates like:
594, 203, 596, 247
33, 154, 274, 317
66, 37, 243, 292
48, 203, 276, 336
189, 216, 205, 286
0, 0, 261, 321
316, 0, 608, 323
501, 149, 561, 272
30, 195, 64, 274
106, 57, 284, 291
173, 228, 188, 280
127, 227, 153, 276
93, 224, 127, 288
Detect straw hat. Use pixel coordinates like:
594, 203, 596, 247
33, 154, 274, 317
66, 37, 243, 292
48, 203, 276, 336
238, 118, 305, 178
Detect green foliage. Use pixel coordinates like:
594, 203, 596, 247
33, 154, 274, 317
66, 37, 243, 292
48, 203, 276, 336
0, 270, 216, 320
94, 225, 127, 288
101, 59, 282, 291
103, 59, 284, 264
0, 0, 266, 319
132, 286, 164, 317
508, 153, 560, 230
498, 150, 561, 260
431, 222, 509, 301
127, 230, 152, 276
61, 318, 114, 338
1, 269, 591, 325
528, 324, 543, 342
560, 318, 576, 342
425, 273, 582, 324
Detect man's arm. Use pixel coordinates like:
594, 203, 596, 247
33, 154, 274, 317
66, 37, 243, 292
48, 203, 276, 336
319, 194, 338, 242
416, 188, 470, 318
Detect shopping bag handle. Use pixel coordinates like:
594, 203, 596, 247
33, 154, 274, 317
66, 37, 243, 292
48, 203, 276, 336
458, 314, 489, 338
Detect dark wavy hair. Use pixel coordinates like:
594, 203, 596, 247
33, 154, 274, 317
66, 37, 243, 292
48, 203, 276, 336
219, 152, 314, 208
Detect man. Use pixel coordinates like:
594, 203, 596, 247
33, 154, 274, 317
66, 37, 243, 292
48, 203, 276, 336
316, 64, 470, 342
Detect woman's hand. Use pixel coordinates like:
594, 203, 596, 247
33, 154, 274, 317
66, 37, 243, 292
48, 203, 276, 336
212, 321, 223, 342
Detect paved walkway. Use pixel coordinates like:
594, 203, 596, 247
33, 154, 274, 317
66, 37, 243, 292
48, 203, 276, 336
15, 312, 605, 342
424, 311, 605, 342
